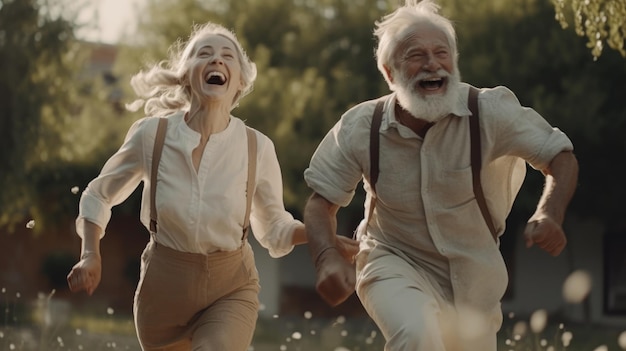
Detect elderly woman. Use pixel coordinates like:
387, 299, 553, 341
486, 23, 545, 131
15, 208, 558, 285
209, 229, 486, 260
67, 22, 357, 351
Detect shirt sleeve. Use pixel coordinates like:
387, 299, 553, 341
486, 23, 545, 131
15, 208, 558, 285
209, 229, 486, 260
75, 118, 151, 238
304, 104, 371, 207
484, 86, 574, 170
249, 132, 302, 258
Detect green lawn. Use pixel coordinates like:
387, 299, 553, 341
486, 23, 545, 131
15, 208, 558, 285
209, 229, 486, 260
1, 312, 624, 351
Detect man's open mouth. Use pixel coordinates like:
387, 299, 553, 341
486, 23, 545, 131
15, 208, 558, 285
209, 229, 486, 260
418, 77, 445, 90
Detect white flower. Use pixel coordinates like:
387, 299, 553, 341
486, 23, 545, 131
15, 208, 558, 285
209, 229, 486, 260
562, 270, 592, 303
530, 309, 548, 333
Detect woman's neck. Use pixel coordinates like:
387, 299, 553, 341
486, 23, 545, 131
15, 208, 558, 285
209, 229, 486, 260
186, 101, 231, 139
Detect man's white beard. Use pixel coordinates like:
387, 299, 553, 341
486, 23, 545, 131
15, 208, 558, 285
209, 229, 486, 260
394, 69, 461, 123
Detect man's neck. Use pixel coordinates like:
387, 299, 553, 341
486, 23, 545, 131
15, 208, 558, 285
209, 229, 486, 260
394, 103, 435, 138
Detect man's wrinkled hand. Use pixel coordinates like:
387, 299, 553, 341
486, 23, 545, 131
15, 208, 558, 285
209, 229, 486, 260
524, 214, 567, 256
315, 248, 356, 306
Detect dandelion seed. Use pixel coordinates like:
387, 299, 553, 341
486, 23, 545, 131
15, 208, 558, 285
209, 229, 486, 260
273, 314, 279, 319
508, 312, 515, 319
258, 303, 266, 311
341, 330, 348, 337
562, 270, 592, 303
15, 292, 20, 298
530, 309, 548, 333
279, 345, 287, 351
9, 344, 15, 350
547, 346, 555, 351
540, 338, 548, 346
333, 347, 350, 351
513, 320, 528, 339
76, 329, 82, 335
71, 186, 80, 194
2, 287, 6, 293
78, 345, 83, 350
366, 337, 374, 344
0, 331, 3, 338
336, 315, 346, 324
562, 331, 573, 347
291, 332, 302, 340
593, 345, 608, 351
505, 339, 512, 345
618, 330, 626, 349
304, 311, 313, 319
370, 330, 377, 338
26, 220, 35, 229
107, 307, 114, 315
310, 330, 316, 335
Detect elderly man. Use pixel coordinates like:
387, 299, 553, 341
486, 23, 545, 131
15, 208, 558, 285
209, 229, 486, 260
303, 0, 578, 350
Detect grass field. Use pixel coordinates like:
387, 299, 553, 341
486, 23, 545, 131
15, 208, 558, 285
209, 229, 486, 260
1, 288, 625, 350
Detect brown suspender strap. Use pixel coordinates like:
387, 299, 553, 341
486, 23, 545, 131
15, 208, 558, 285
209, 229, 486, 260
243, 127, 257, 240
468, 86, 498, 241
365, 99, 386, 226
149, 119, 257, 241
150, 118, 168, 234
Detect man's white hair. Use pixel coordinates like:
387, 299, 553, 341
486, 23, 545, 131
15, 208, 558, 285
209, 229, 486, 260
374, 0, 458, 89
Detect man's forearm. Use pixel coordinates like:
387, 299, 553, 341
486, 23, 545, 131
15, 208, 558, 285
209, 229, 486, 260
304, 193, 340, 265
536, 151, 579, 224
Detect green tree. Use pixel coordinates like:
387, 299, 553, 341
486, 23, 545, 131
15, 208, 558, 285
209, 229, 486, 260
0, 0, 134, 231
551, 0, 626, 59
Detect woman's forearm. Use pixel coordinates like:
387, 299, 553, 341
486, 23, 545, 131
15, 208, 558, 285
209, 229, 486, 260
80, 220, 103, 258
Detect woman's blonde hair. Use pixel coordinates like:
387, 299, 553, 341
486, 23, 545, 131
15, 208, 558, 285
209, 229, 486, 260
127, 22, 257, 116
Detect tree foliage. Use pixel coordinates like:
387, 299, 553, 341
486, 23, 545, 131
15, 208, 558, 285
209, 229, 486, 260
0, 0, 134, 231
551, 0, 626, 59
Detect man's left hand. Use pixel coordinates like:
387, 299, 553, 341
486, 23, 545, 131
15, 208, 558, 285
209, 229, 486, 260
523, 214, 567, 256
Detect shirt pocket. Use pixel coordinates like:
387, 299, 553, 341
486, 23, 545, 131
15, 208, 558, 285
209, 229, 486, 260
437, 166, 474, 209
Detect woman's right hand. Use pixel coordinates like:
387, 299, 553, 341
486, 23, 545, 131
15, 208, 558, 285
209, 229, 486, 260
67, 252, 102, 296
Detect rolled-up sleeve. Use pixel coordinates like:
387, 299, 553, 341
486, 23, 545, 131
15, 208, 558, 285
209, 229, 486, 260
304, 108, 368, 207
249, 133, 302, 258
486, 86, 574, 170
76, 118, 149, 238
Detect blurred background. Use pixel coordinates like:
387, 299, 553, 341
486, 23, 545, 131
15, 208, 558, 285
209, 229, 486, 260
0, 0, 625, 349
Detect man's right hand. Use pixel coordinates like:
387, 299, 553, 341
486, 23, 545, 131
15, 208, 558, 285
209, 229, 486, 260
67, 252, 102, 296
314, 248, 356, 306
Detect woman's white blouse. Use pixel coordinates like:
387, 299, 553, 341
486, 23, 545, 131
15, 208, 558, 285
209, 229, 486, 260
76, 111, 299, 258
